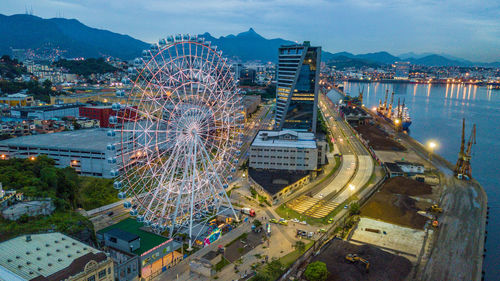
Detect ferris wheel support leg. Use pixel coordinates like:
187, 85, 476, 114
169, 143, 192, 238
196, 135, 240, 223
187, 138, 198, 251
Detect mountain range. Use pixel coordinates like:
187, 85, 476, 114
1, 14, 499, 67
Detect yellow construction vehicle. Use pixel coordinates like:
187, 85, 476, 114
345, 254, 370, 272
432, 220, 439, 228
430, 204, 443, 213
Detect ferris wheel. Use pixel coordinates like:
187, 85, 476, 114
107, 34, 244, 247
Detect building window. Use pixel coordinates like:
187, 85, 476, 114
98, 269, 106, 278
87, 275, 96, 281
109, 237, 117, 243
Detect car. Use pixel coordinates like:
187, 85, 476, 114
344, 204, 349, 209
319, 193, 324, 198
291, 218, 299, 223
300, 221, 307, 225
278, 218, 288, 226
327, 218, 334, 224
107, 211, 114, 216
270, 218, 279, 224
318, 228, 326, 233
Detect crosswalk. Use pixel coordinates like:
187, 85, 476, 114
287, 195, 340, 218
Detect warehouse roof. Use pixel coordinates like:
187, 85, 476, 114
0, 233, 104, 280
0, 128, 110, 152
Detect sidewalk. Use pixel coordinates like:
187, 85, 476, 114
154, 222, 253, 280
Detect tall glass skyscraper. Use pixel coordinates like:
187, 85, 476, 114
274, 42, 321, 133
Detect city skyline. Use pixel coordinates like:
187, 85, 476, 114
1, 0, 500, 62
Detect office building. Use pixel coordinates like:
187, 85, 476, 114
275, 42, 321, 133
249, 130, 327, 171
0, 232, 114, 281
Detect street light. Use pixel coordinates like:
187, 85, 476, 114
427, 141, 438, 161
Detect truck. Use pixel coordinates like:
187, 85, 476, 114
241, 207, 256, 217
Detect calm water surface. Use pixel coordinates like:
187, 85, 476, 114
330, 82, 499, 280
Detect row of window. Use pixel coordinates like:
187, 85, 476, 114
250, 161, 307, 167
252, 148, 309, 153
251, 155, 310, 160
87, 267, 110, 281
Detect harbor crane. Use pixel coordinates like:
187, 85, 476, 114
454, 118, 476, 180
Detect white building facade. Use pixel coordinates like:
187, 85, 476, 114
249, 130, 327, 171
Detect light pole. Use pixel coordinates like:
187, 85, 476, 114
428, 141, 437, 161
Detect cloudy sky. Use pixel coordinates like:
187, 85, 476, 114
2, 0, 500, 62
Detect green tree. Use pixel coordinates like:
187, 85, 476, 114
253, 219, 262, 228
304, 261, 328, 281
265, 260, 283, 278
349, 202, 361, 215
294, 240, 306, 253
42, 79, 52, 90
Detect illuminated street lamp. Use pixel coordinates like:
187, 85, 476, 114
427, 141, 438, 161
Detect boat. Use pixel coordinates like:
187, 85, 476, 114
376, 90, 412, 130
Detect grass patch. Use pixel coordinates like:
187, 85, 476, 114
214, 257, 230, 272
279, 241, 314, 267
250, 186, 258, 198
225, 232, 248, 247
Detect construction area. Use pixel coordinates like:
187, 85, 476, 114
360, 176, 436, 229
310, 239, 412, 281
352, 122, 406, 151
349, 217, 430, 263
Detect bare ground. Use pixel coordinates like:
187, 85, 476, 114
361, 176, 431, 229
417, 177, 486, 281
353, 122, 406, 151
311, 239, 412, 281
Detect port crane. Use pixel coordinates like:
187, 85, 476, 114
454, 118, 476, 180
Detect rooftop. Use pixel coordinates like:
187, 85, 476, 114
97, 218, 169, 255
11, 103, 84, 113
0, 232, 104, 281
104, 228, 140, 243
0, 128, 110, 152
251, 130, 317, 149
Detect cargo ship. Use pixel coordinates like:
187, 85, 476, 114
377, 90, 412, 130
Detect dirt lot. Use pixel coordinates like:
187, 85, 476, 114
353, 122, 406, 151
361, 176, 432, 229
311, 239, 412, 281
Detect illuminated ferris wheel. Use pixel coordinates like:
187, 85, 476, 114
107, 34, 243, 247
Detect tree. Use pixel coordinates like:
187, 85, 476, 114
294, 240, 306, 253
42, 79, 52, 90
265, 260, 283, 278
253, 219, 262, 228
304, 261, 328, 281
349, 202, 360, 215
